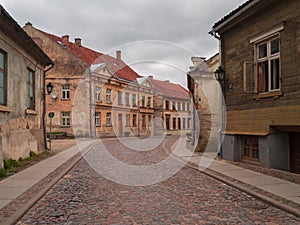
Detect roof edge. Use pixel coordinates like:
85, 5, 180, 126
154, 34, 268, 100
212, 0, 260, 32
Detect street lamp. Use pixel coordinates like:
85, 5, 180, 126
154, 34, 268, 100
214, 66, 233, 91
46, 82, 53, 94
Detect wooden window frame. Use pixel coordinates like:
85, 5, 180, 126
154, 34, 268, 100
61, 112, 71, 127
242, 136, 260, 162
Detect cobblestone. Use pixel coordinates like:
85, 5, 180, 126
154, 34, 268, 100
17, 137, 300, 224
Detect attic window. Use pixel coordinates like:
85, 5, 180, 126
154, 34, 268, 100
57, 41, 67, 48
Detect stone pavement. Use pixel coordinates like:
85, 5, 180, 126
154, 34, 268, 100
0, 138, 98, 224
0, 136, 298, 224
177, 151, 300, 217
17, 137, 300, 224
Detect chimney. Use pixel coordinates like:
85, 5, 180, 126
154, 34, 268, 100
75, 38, 82, 47
62, 35, 69, 42
116, 50, 121, 60
25, 22, 32, 26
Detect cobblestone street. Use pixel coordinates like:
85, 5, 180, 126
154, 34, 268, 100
17, 137, 300, 224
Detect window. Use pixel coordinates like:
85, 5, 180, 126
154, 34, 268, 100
242, 136, 259, 162
61, 112, 70, 127
187, 118, 191, 129
142, 115, 146, 127
147, 97, 151, 107
256, 37, 280, 93
132, 94, 137, 107
0, 50, 6, 105
106, 89, 112, 103
182, 103, 186, 111
95, 112, 101, 127
165, 100, 170, 110
178, 118, 181, 130
27, 68, 35, 110
177, 102, 181, 111
187, 103, 190, 112
62, 85, 70, 100
95, 87, 101, 101
118, 91, 123, 105
183, 118, 186, 129
132, 114, 137, 127
125, 93, 130, 106
173, 118, 176, 130
141, 96, 145, 107
148, 115, 152, 127
125, 114, 130, 127
172, 102, 176, 110
106, 112, 112, 127
166, 116, 170, 130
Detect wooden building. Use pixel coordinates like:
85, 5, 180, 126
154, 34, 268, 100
210, 0, 300, 173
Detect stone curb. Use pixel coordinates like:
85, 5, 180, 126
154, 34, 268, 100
162, 141, 300, 218
1, 142, 97, 225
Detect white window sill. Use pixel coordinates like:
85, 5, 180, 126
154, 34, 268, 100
0, 105, 12, 113
25, 109, 37, 115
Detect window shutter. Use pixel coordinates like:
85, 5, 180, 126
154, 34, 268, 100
243, 62, 257, 93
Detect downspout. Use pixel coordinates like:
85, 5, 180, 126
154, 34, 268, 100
89, 67, 93, 138
209, 29, 223, 158
43, 63, 54, 150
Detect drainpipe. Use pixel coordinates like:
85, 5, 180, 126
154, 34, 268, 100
43, 63, 54, 150
89, 67, 93, 138
209, 29, 223, 158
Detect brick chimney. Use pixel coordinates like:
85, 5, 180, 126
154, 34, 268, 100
75, 38, 82, 47
116, 50, 121, 60
62, 35, 69, 42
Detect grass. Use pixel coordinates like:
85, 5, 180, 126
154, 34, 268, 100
0, 150, 53, 179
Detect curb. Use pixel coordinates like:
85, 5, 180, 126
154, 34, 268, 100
2, 141, 97, 225
162, 141, 300, 218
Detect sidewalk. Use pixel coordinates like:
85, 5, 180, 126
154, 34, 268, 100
182, 152, 300, 217
0, 139, 98, 224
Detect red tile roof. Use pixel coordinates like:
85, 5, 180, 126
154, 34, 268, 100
40, 30, 141, 82
151, 78, 190, 100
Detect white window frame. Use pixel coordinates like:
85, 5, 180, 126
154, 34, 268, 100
61, 85, 71, 100
125, 93, 130, 106
95, 112, 101, 127
106, 89, 112, 103
61, 112, 70, 127
125, 114, 130, 127
95, 87, 101, 102
106, 112, 112, 127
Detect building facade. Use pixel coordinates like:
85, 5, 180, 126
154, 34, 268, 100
150, 77, 192, 136
24, 24, 154, 138
187, 54, 220, 152
210, 0, 300, 173
0, 6, 52, 161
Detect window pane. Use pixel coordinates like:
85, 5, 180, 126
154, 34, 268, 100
0, 87, 4, 104
271, 58, 280, 90
0, 72, 4, 88
271, 39, 280, 55
0, 53, 4, 69
258, 43, 267, 58
258, 61, 269, 92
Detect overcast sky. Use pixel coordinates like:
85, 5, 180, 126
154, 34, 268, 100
1, 0, 245, 87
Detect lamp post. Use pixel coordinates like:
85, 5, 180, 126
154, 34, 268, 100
214, 66, 225, 158
45, 82, 53, 150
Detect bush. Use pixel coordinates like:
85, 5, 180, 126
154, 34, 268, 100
4, 158, 19, 170
19, 157, 24, 162
29, 151, 37, 157
0, 168, 7, 178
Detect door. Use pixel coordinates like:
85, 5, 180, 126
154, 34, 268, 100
118, 114, 123, 137
290, 133, 300, 174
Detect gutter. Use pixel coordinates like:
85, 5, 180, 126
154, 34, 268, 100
213, 0, 261, 32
